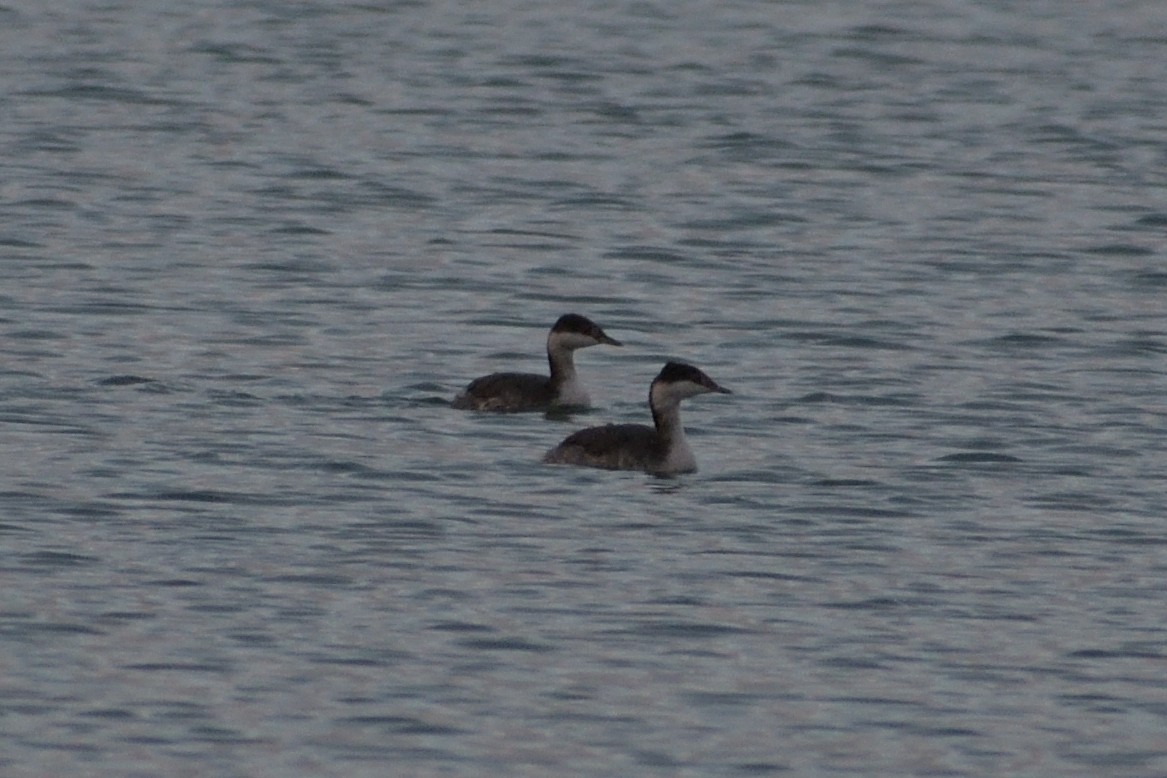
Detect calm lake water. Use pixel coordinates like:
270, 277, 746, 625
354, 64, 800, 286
2, 1, 1166, 775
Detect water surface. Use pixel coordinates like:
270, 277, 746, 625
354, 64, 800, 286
2, 1, 1166, 776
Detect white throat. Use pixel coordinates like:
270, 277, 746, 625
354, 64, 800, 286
555, 372, 590, 406
661, 421, 696, 472
547, 335, 590, 405
650, 381, 708, 473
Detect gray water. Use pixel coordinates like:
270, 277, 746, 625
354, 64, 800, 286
2, 0, 1166, 775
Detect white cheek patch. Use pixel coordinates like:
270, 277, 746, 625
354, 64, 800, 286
549, 331, 598, 351
653, 379, 708, 406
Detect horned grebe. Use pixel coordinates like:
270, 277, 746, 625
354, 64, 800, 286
542, 361, 730, 474
451, 314, 622, 412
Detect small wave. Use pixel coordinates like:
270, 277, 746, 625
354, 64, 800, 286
96, 375, 156, 387
936, 452, 1022, 463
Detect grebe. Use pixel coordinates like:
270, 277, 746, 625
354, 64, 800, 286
542, 361, 730, 474
451, 314, 622, 412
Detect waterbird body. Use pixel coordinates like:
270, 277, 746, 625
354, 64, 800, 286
542, 361, 730, 474
452, 314, 621, 412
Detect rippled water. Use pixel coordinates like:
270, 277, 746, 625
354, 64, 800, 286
3, 0, 1166, 775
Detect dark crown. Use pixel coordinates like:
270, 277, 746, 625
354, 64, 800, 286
552, 313, 599, 334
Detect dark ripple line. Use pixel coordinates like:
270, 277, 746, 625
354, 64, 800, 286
786, 332, 912, 350
264, 573, 355, 586
620, 621, 750, 639
1085, 243, 1154, 257
936, 452, 1023, 464
20, 551, 99, 567
603, 245, 690, 262
0, 235, 42, 248
796, 391, 916, 406
124, 662, 232, 673
1066, 648, 1166, 660
20, 84, 179, 106
430, 621, 494, 633
337, 716, 464, 736
456, 636, 555, 652
8, 622, 104, 636
107, 489, 300, 506
95, 375, 157, 387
